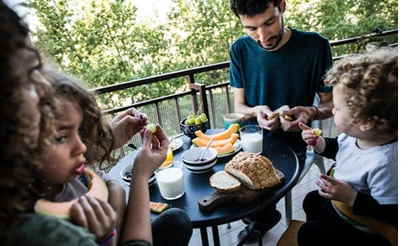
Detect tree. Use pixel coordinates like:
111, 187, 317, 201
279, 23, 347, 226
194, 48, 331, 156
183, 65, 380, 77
29, 0, 398, 111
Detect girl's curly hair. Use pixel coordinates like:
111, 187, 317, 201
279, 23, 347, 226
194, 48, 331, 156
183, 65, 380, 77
325, 47, 398, 137
0, 1, 56, 242
41, 67, 116, 167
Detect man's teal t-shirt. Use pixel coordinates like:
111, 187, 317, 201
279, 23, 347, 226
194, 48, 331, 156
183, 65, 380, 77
229, 28, 333, 153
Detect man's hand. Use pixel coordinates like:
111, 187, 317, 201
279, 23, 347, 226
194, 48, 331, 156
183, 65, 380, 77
280, 106, 314, 132
256, 105, 280, 131
110, 108, 148, 149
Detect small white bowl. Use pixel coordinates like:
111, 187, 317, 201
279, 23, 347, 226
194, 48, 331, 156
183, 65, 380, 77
181, 147, 218, 174
120, 164, 156, 185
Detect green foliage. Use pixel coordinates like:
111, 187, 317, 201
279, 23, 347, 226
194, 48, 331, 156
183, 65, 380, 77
29, 0, 398, 111
286, 0, 398, 56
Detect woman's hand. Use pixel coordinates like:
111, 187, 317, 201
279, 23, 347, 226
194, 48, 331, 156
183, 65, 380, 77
71, 195, 117, 243
317, 174, 358, 207
110, 108, 148, 149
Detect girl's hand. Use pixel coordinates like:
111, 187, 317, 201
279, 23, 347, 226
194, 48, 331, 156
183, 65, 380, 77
317, 174, 358, 207
132, 124, 169, 182
71, 195, 117, 243
110, 108, 148, 149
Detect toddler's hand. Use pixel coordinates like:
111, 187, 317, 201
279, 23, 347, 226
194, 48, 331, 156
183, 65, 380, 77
299, 122, 321, 146
317, 174, 357, 207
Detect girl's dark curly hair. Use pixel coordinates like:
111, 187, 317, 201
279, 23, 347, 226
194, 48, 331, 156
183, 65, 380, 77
41, 67, 116, 167
0, 1, 56, 243
230, 0, 281, 17
325, 47, 398, 138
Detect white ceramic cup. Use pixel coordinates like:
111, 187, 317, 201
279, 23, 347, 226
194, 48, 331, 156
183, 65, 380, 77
239, 125, 263, 154
223, 113, 244, 130
156, 167, 185, 200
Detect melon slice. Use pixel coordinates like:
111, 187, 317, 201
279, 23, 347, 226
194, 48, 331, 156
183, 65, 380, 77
192, 133, 238, 147
195, 124, 239, 141
34, 168, 108, 220
213, 143, 235, 155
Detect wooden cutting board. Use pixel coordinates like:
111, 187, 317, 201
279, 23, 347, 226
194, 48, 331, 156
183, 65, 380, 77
198, 169, 285, 212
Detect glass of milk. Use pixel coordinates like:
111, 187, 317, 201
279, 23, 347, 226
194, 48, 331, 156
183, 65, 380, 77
240, 125, 263, 154
156, 167, 185, 200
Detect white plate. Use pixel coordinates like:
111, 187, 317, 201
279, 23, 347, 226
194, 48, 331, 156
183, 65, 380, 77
190, 139, 242, 157
171, 138, 183, 152
121, 164, 156, 185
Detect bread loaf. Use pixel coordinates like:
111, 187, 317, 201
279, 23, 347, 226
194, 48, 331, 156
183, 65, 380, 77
225, 152, 281, 190
209, 171, 241, 193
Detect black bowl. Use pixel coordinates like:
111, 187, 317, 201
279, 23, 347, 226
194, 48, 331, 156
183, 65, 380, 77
180, 119, 209, 139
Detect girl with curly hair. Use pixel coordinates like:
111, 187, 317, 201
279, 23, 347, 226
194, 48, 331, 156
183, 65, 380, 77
30, 67, 193, 246
298, 47, 398, 246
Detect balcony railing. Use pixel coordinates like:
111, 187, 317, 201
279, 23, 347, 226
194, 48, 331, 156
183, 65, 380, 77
91, 29, 398, 167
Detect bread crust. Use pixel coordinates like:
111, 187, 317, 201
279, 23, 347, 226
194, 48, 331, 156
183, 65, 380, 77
225, 152, 281, 190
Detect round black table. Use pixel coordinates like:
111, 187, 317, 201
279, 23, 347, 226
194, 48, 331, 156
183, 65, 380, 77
109, 130, 300, 246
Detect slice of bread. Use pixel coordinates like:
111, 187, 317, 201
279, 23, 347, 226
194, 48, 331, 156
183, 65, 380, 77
267, 105, 292, 121
210, 170, 241, 193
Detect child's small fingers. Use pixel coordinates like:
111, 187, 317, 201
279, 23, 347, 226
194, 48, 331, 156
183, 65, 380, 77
299, 122, 311, 131
71, 197, 89, 229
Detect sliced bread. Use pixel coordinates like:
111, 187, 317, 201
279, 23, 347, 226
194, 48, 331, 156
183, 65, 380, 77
225, 152, 281, 190
209, 170, 241, 193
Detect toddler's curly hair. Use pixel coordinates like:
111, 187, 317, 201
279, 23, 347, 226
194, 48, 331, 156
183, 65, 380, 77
325, 47, 397, 137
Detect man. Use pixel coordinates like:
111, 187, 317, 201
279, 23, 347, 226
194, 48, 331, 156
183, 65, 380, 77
229, 0, 334, 243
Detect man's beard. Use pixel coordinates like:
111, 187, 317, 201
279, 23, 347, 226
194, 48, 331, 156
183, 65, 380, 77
258, 16, 285, 51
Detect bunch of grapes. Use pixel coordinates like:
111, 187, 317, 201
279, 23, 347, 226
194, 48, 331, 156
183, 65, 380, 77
185, 113, 207, 125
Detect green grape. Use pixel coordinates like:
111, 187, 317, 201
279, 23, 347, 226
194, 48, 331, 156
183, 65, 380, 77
186, 118, 195, 125
199, 113, 207, 122
314, 128, 322, 137
195, 117, 202, 125
146, 123, 157, 133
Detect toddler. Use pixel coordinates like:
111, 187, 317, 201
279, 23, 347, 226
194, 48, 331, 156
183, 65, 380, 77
298, 47, 397, 246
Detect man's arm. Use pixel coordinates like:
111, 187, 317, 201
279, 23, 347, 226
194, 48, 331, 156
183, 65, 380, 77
233, 87, 258, 120
315, 91, 334, 120
233, 87, 280, 131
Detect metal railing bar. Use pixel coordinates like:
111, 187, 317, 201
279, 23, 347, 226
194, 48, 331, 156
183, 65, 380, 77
330, 29, 397, 46
92, 62, 230, 94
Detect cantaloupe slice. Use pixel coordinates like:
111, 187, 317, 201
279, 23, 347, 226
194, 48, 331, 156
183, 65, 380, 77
213, 143, 235, 155
195, 124, 239, 141
192, 133, 239, 147
34, 168, 108, 220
